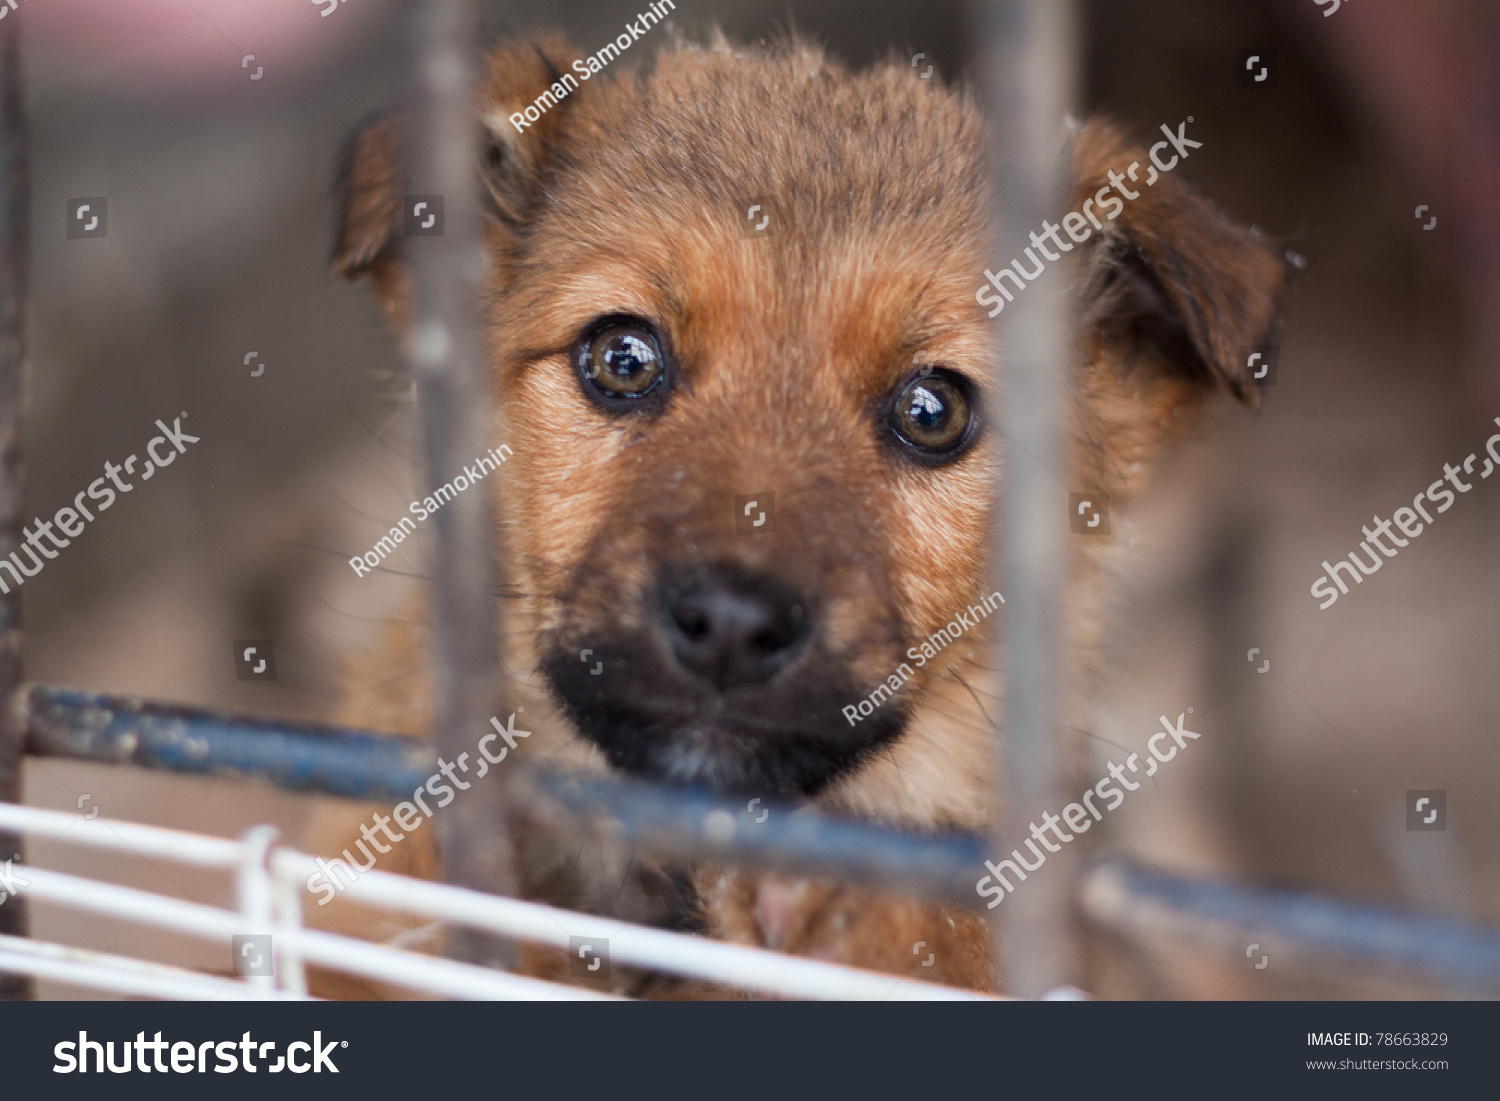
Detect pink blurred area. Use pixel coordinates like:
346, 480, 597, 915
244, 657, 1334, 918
24, 0, 378, 91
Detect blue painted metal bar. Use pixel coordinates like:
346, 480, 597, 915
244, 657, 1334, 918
27, 682, 1500, 994
527, 766, 990, 907
1080, 858, 1500, 994
24, 684, 989, 904
26, 685, 432, 803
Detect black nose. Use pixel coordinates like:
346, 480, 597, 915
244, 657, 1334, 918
660, 565, 810, 690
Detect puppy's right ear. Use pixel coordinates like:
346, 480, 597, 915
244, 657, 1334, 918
330, 34, 585, 329
1068, 120, 1292, 410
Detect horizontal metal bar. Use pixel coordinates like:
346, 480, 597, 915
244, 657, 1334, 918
0, 934, 315, 1001
19, 862, 616, 1001
269, 849, 993, 1001
27, 683, 1500, 994
25, 685, 989, 905
0, 798, 244, 868
26, 685, 433, 801
1079, 858, 1500, 994
0, 800, 987, 1000
521, 765, 989, 907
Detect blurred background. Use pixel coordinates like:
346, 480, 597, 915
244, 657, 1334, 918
15, 0, 1500, 997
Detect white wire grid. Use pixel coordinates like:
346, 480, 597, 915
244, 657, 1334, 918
0, 802, 998, 1001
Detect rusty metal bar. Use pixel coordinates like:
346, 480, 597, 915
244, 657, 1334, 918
0, 12, 27, 1001
402, 0, 517, 969
975, 0, 1080, 996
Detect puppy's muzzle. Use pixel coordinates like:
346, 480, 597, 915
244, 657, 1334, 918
542, 552, 907, 796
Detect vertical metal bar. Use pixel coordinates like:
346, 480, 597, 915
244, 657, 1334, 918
235, 826, 279, 993
402, 0, 518, 969
0, 10, 28, 1001
269, 859, 310, 995
975, 0, 1078, 997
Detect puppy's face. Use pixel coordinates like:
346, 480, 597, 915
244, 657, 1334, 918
497, 48, 994, 797
336, 39, 1287, 801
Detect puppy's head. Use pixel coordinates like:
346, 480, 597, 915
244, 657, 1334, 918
336, 36, 1287, 799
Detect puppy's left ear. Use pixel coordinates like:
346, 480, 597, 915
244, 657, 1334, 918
1069, 120, 1292, 411
330, 34, 587, 329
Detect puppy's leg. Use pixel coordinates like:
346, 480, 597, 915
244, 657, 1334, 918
698, 867, 994, 993
299, 616, 447, 997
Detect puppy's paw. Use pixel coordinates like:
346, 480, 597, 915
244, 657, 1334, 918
700, 868, 995, 992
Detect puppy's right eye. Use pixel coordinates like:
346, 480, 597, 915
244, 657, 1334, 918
576, 317, 668, 405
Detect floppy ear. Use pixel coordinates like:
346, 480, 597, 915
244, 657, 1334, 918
1069, 119, 1292, 412
330, 34, 586, 328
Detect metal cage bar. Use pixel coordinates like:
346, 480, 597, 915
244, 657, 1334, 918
29, 685, 1500, 998
25, 686, 990, 906
0, 8, 27, 1002
1080, 860, 1500, 996
402, 0, 518, 968
976, 0, 1080, 997
0, 802, 993, 1000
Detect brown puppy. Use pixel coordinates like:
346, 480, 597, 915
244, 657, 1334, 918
318, 32, 1287, 994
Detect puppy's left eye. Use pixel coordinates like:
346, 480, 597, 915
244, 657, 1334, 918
888, 370, 976, 457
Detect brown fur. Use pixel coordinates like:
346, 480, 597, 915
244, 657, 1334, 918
314, 32, 1287, 995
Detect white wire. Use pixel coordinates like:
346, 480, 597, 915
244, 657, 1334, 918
0, 802, 240, 867
0, 935, 313, 1001
236, 825, 280, 993
275, 851, 995, 1001
0, 801, 995, 1001
15, 865, 617, 1001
